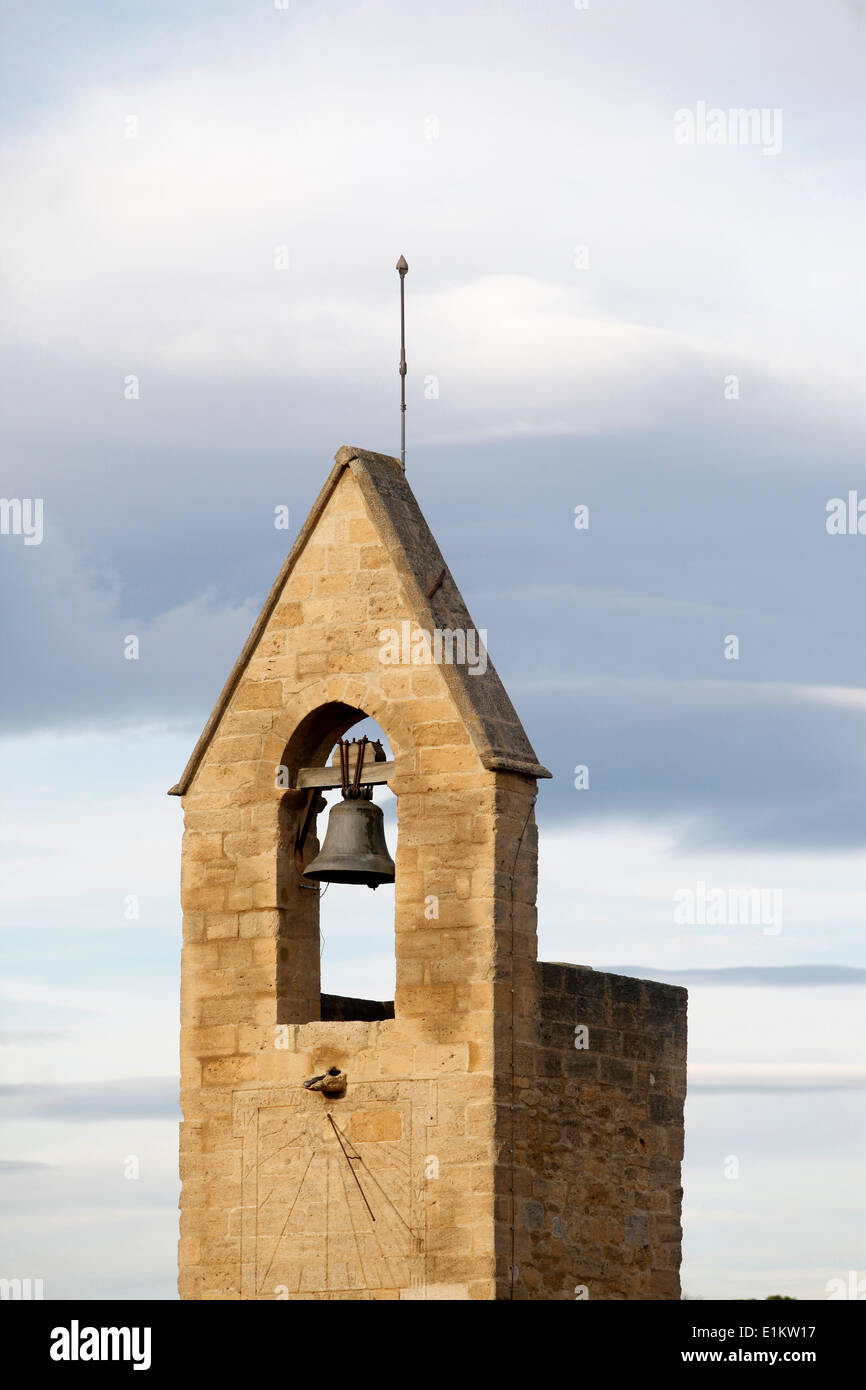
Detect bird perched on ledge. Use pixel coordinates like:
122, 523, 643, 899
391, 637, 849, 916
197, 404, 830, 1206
303, 1067, 347, 1095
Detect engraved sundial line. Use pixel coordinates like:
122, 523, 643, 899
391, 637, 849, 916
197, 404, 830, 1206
359, 1136, 411, 1176
337, 1154, 400, 1291
352, 1167, 406, 1291
239, 1081, 435, 1298
335, 1129, 416, 1237
244, 1128, 301, 1181
327, 1113, 376, 1222
267, 1138, 411, 1290
255, 1123, 397, 1296
257, 1147, 316, 1295
356, 1137, 412, 1184
335, 1150, 373, 1292
351, 1154, 413, 1236
254, 1134, 311, 1198
255, 1123, 309, 1172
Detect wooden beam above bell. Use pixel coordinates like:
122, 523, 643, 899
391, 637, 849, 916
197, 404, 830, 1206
295, 738, 392, 790
295, 762, 395, 790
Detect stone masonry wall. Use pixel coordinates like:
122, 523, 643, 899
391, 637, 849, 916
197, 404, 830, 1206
176, 453, 686, 1300
506, 963, 687, 1300
177, 465, 537, 1300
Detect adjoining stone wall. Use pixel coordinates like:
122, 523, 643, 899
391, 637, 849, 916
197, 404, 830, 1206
503, 963, 687, 1300
320, 994, 394, 1022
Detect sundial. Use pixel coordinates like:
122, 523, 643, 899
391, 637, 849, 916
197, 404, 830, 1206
234, 1080, 437, 1299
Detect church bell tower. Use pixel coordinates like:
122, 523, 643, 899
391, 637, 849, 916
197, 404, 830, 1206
171, 445, 687, 1300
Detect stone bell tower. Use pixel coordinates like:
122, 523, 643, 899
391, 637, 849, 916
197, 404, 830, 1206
171, 445, 687, 1301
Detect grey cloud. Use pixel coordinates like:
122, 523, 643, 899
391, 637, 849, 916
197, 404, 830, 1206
0, 527, 257, 735
2, 429, 862, 854
0, 1149, 180, 1300
0, 0, 862, 871
524, 677, 865, 851
689, 1082, 866, 1092
0, 1030, 70, 1045
0, 1076, 180, 1122
606, 965, 866, 987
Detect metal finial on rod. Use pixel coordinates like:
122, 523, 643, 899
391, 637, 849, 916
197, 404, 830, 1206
396, 255, 408, 469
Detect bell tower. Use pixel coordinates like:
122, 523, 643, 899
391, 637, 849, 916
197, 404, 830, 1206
171, 445, 687, 1300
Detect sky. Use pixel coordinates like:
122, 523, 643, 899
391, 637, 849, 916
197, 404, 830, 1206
0, 0, 864, 1301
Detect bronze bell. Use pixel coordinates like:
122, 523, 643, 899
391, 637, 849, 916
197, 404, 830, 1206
305, 794, 395, 889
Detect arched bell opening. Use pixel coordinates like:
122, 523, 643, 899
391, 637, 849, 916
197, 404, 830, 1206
275, 703, 398, 1026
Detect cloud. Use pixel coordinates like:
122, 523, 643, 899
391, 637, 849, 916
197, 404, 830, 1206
682, 1086, 866, 1296
0, 0, 863, 1308
538, 824, 865, 970
525, 678, 866, 850
0, 1030, 69, 1046
0, 979, 134, 1015
608, 964, 866, 987
2, 492, 863, 854
688, 1063, 866, 1091
0, 528, 258, 733
0, 1113, 180, 1299
0, 1077, 179, 1122
0, 0, 862, 453
0, 931, 181, 1083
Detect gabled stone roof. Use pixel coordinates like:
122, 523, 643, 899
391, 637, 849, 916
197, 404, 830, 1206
169, 446, 550, 794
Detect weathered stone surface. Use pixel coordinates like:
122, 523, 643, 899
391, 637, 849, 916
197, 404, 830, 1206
501, 965, 687, 1300
174, 446, 687, 1301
